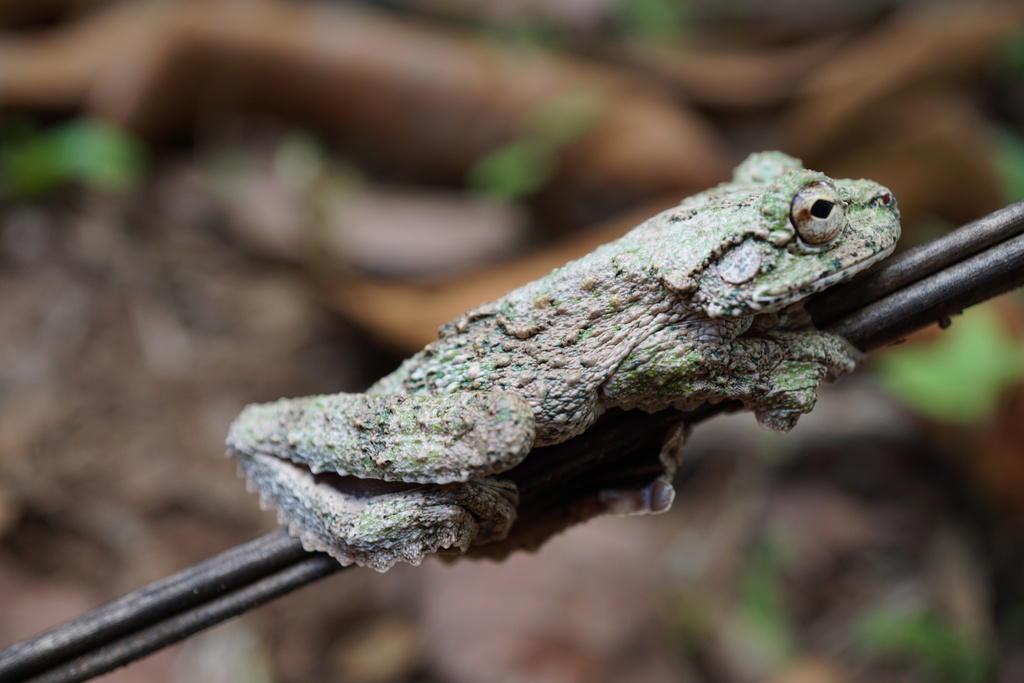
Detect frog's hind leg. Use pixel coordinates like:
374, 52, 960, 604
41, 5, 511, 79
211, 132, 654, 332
237, 451, 518, 571
227, 391, 536, 483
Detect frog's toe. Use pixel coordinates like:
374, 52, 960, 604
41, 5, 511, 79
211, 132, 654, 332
754, 384, 818, 432
755, 407, 803, 432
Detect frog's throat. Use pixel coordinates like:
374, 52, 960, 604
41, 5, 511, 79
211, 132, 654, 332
750, 242, 896, 311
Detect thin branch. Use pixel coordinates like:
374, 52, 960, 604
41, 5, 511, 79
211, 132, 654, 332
0, 530, 315, 682
2, 199, 1024, 683
825, 231, 1024, 349
23, 553, 341, 683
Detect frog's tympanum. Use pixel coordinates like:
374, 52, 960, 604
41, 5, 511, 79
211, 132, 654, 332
227, 152, 901, 570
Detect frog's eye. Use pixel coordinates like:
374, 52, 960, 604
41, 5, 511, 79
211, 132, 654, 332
790, 181, 844, 246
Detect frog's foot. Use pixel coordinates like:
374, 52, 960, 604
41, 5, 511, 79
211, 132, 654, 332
745, 329, 860, 431
754, 394, 816, 432
772, 329, 862, 381
237, 450, 518, 571
751, 358, 832, 431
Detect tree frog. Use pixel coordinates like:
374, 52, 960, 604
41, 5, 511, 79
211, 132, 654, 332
227, 151, 900, 571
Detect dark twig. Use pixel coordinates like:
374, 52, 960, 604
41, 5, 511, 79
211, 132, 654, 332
0, 530, 322, 682
2, 199, 1024, 683
826, 231, 1024, 350
22, 551, 341, 683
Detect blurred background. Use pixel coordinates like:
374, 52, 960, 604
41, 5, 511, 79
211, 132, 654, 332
2, 0, 1024, 681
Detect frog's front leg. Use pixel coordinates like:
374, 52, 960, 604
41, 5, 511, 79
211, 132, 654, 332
226, 391, 534, 570
601, 323, 860, 431
748, 329, 861, 431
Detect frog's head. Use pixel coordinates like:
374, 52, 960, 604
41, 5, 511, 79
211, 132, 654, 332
685, 152, 901, 318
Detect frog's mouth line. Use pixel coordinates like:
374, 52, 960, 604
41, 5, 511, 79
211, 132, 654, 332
235, 449, 426, 501
750, 242, 896, 311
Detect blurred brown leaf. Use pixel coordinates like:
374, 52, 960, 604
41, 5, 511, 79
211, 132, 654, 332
783, 2, 1023, 226
611, 35, 848, 109
767, 657, 846, 683
0, 0, 91, 29
0, 0, 730, 214
324, 197, 677, 351
786, 2, 1022, 156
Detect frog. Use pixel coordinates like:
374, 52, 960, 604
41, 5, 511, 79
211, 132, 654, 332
227, 151, 900, 571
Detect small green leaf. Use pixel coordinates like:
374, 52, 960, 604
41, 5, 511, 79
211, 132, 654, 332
523, 89, 605, 147
734, 537, 797, 665
992, 127, 1024, 203
467, 90, 604, 201
878, 304, 1024, 424
0, 117, 145, 198
994, 28, 1024, 75
853, 606, 992, 683
54, 119, 145, 191
613, 0, 689, 42
466, 139, 553, 202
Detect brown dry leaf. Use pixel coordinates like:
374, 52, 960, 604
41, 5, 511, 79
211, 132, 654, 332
975, 383, 1024, 513
777, 3, 1019, 226
324, 197, 679, 352
98, 0, 730, 200
795, 89, 1005, 229
767, 657, 846, 683
0, 0, 729, 207
785, 2, 1023, 157
776, 2, 1023, 228
611, 35, 848, 109
767, 486, 877, 577
0, 0, 88, 28
321, 186, 529, 278
0, 2, 164, 108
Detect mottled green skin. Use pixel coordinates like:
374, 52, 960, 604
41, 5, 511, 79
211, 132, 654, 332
228, 152, 901, 571
229, 393, 534, 484
372, 153, 898, 437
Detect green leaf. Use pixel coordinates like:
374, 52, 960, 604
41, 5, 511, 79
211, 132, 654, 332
524, 89, 605, 147
0, 117, 145, 198
878, 304, 1024, 424
853, 606, 992, 683
734, 537, 797, 665
994, 27, 1024, 75
992, 127, 1024, 203
613, 0, 689, 42
466, 139, 553, 202
467, 90, 604, 201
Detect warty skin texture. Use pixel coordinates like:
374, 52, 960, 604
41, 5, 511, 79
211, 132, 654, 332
227, 151, 901, 570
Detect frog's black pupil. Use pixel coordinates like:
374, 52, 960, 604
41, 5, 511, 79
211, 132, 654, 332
810, 199, 834, 219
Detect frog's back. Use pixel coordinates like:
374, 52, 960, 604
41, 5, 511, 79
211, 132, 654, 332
370, 237, 690, 444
